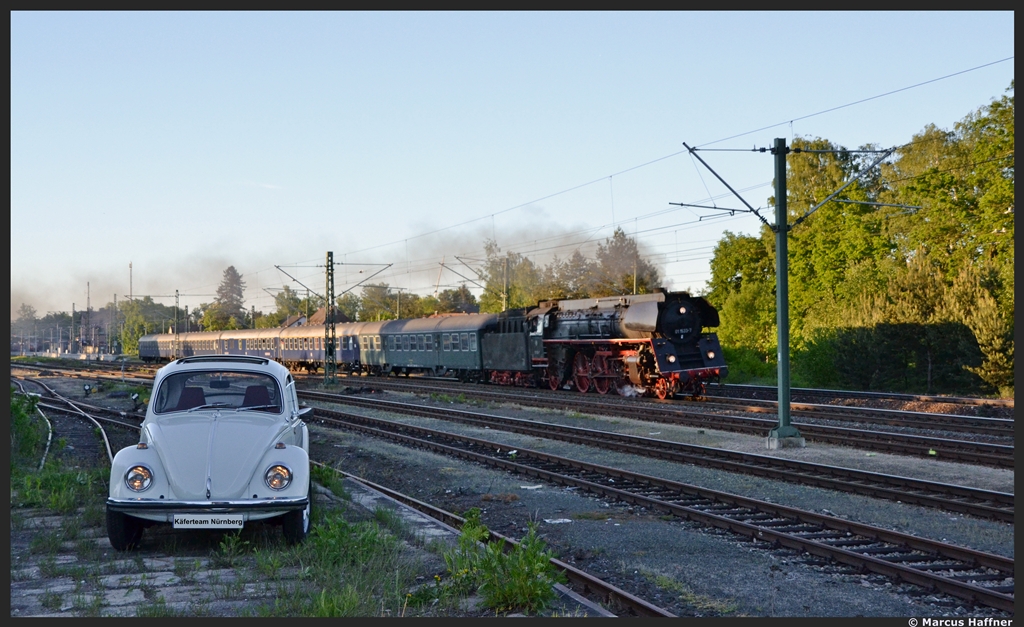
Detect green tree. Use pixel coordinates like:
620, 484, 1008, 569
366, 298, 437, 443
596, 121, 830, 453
945, 264, 1014, 393
478, 240, 543, 313
591, 228, 660, 296
777, 137, 892, 345
336, 292, 361, 322
215, 266, 247, 327
274, 286, 303, 319
437, 285, 479, 313
118, 297, 182, 355
16, 303, 38, 326
199, 304, 240, 331
359, 284, 397, 321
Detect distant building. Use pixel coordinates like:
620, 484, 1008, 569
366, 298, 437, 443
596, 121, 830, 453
306, 307, 350, 326
281, 314, 307, 328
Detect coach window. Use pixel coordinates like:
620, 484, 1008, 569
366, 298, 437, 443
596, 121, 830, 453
401, 335, 408, 351
388, 336, 395, 351
470, 334, 477, 351
442, 334, 450, 351
417, 335, 424, 351
425, 335, 434, 351
460, 333, 469, 351
451, 333, 460, 351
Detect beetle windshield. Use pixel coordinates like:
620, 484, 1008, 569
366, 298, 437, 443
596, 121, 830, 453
153, 370, 283, 415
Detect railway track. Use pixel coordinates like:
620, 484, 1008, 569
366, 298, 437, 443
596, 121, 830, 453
712, 383, 1014, 410
300, 390, 1015, 523
311, 378, 1016, 468
694, 396, 1013, 437
12, 376, 144, 464
308, 403, 1016, 613
316, 375, 1014, 438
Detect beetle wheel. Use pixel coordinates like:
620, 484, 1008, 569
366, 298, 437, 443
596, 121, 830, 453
572, 353, 591, 394
282, 481, 312, 545
107, 507, 144, 551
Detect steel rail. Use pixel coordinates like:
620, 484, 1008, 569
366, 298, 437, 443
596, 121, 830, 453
690, 396, 1014, 436
308, 380, 1015, 468
712, 383, 1014, 408
310, 408, 1015, 613
338, 376, 1013, 437
301, 390, 1015, 522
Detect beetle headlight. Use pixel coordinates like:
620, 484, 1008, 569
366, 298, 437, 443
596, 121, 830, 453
265, 465, 292, 490
124, 466, 153, 492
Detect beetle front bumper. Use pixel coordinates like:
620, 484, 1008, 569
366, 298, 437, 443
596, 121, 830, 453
107, 496, 308, 514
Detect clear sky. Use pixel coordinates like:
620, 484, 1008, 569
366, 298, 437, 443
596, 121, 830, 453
11, 11, 1014, 319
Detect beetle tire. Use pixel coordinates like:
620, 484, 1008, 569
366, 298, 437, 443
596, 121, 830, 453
106, 507, 144, 551
282, 482, 312, 545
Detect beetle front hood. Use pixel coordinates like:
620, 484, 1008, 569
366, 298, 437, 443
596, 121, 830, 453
147, 413, 290, 501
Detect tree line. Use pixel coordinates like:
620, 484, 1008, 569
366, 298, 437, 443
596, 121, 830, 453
706, 82, 1013, 396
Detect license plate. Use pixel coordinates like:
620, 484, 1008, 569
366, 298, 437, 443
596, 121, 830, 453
173, 514, 243, 529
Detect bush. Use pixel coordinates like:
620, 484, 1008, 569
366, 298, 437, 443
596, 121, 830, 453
791, 331, 840, 389
436, 509, 566, 614
721, 346, 776, 384
10, 388, 46, 470
475, 524, 566, 613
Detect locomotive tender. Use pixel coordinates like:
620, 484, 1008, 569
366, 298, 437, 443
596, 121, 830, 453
139, 289, 726, 399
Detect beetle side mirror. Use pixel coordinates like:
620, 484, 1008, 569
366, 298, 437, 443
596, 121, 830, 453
298, 406, 314, 420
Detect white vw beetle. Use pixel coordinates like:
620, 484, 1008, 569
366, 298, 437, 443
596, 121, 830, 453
107, 355, 312, 550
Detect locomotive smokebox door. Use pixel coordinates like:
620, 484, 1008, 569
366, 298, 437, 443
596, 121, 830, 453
657, 300, 699, 342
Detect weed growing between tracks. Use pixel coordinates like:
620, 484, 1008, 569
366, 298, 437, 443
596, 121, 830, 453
410, 507, 567, 615
244, 507, 420, 617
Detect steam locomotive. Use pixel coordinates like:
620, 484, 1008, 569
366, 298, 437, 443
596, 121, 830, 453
139, 289, 726, 399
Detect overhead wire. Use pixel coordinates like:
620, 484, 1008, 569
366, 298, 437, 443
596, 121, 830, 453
218, 57, 1015, 307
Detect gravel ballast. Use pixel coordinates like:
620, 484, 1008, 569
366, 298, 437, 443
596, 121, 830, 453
308, 386, 1014, 617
